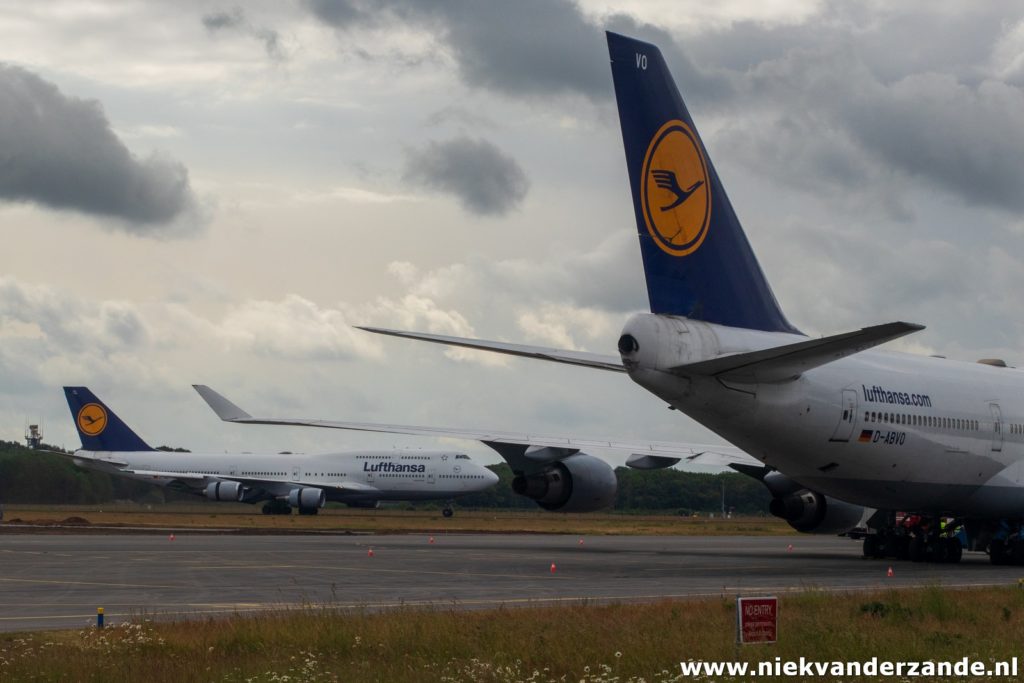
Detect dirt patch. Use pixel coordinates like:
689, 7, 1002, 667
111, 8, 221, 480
61, 516, 91, 525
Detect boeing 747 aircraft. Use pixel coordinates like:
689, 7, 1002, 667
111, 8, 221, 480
58, 387, 497, 515
196, 33, 1024, 565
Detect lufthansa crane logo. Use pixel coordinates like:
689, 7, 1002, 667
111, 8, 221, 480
77, 403, 107, 436
641, 120, 711, 256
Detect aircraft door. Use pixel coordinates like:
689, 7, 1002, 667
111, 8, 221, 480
990, 403, 1004, 452
829, 389, 858, 442
291, 465, 301, 481
428, 469, 436, 485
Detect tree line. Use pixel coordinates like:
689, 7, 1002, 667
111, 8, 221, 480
0, 440, 771, 514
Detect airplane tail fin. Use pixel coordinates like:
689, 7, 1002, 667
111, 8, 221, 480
606, 32, 799, 334
63, 387, 154, 452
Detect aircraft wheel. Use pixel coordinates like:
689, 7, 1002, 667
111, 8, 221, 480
908, 536, 926, 562
442, 507, 454, 518
945, 538, 963, 564
262, 503, 273, 515
990, 541, 1010, 565
863, 535, 883, 559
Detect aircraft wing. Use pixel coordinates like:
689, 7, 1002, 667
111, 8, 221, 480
357, 323, 922, 384
355, 326, 625, 372
626, 448, 761, 470
125, 468, 208, 481
123, 467, 382, 494
193, 384, 748, 472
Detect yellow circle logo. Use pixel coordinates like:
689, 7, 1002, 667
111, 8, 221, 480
77, 403, 108, 436
641, 120, 712, 256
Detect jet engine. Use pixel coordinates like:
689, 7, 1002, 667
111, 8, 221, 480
205, 480, 245, 502
288, 487, 326, 510
512, 453, 617, 512
769, 489, 865, 534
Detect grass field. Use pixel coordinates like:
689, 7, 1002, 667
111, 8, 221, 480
0, 504, 795, 536
1, 586, 1022, 681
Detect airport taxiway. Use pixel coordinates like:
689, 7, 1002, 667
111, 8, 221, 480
1, 532, 1020, 632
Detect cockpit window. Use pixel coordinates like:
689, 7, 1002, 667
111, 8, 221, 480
455, 454, 470, 460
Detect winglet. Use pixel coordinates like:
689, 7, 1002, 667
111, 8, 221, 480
192, 385, 253, 421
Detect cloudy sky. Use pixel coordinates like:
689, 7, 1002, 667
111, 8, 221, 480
3, 0, 1024, 464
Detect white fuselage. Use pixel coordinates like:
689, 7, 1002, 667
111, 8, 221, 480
71, 449, 497, 503
622, 313, 1024, 517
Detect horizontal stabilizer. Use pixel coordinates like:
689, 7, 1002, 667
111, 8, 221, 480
356, 327, 625, 373
52, 450, 128, 467
670, 321, 924, 383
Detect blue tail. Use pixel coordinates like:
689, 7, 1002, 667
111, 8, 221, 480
607, 32, 799, 334
63, 387, 153, 452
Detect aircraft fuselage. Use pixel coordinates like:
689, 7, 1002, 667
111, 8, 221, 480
622, 313, 1024, 517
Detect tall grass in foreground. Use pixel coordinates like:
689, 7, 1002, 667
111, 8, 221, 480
3, 586, 1023, 682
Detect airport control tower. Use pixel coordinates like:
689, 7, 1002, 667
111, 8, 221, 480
25, 423, 43, 449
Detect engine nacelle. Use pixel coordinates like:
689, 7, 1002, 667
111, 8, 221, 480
288, 487, 326, 510
205, 481, 245, 502
769, 489, 865, 534
511, 453, 616, 512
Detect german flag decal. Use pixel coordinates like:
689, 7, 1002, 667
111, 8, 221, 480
858, 430, 874, 443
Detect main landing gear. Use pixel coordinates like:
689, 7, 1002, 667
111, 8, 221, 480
262, 500, 292, 515
988, 529, 1024, 566
862, 514, 963, 564
442, 504, 454, 518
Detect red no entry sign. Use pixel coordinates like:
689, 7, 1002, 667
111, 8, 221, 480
737, 596, 778, 644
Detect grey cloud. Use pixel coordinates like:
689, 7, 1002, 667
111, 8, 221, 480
0, 65, 200, 236
730, 46, 1024, 215
0, 277, 149, 354
304, 0, 724, 104
490, 230, 646, 313
844, 75, 1024, 212
675, 2, 1024, 216
402, 137, 528, 216
423, 105, 496, 131
202, 8, 244, 31
202, 7, 284, 60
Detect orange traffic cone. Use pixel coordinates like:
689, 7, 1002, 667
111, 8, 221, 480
429, 536, 435, 544
886, 566, 894, 577
787, 544, 793, 552
367, 548, 374, 558
578, 538, 584, 546
169, 533, 175, 542
550, 562, 557, 573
